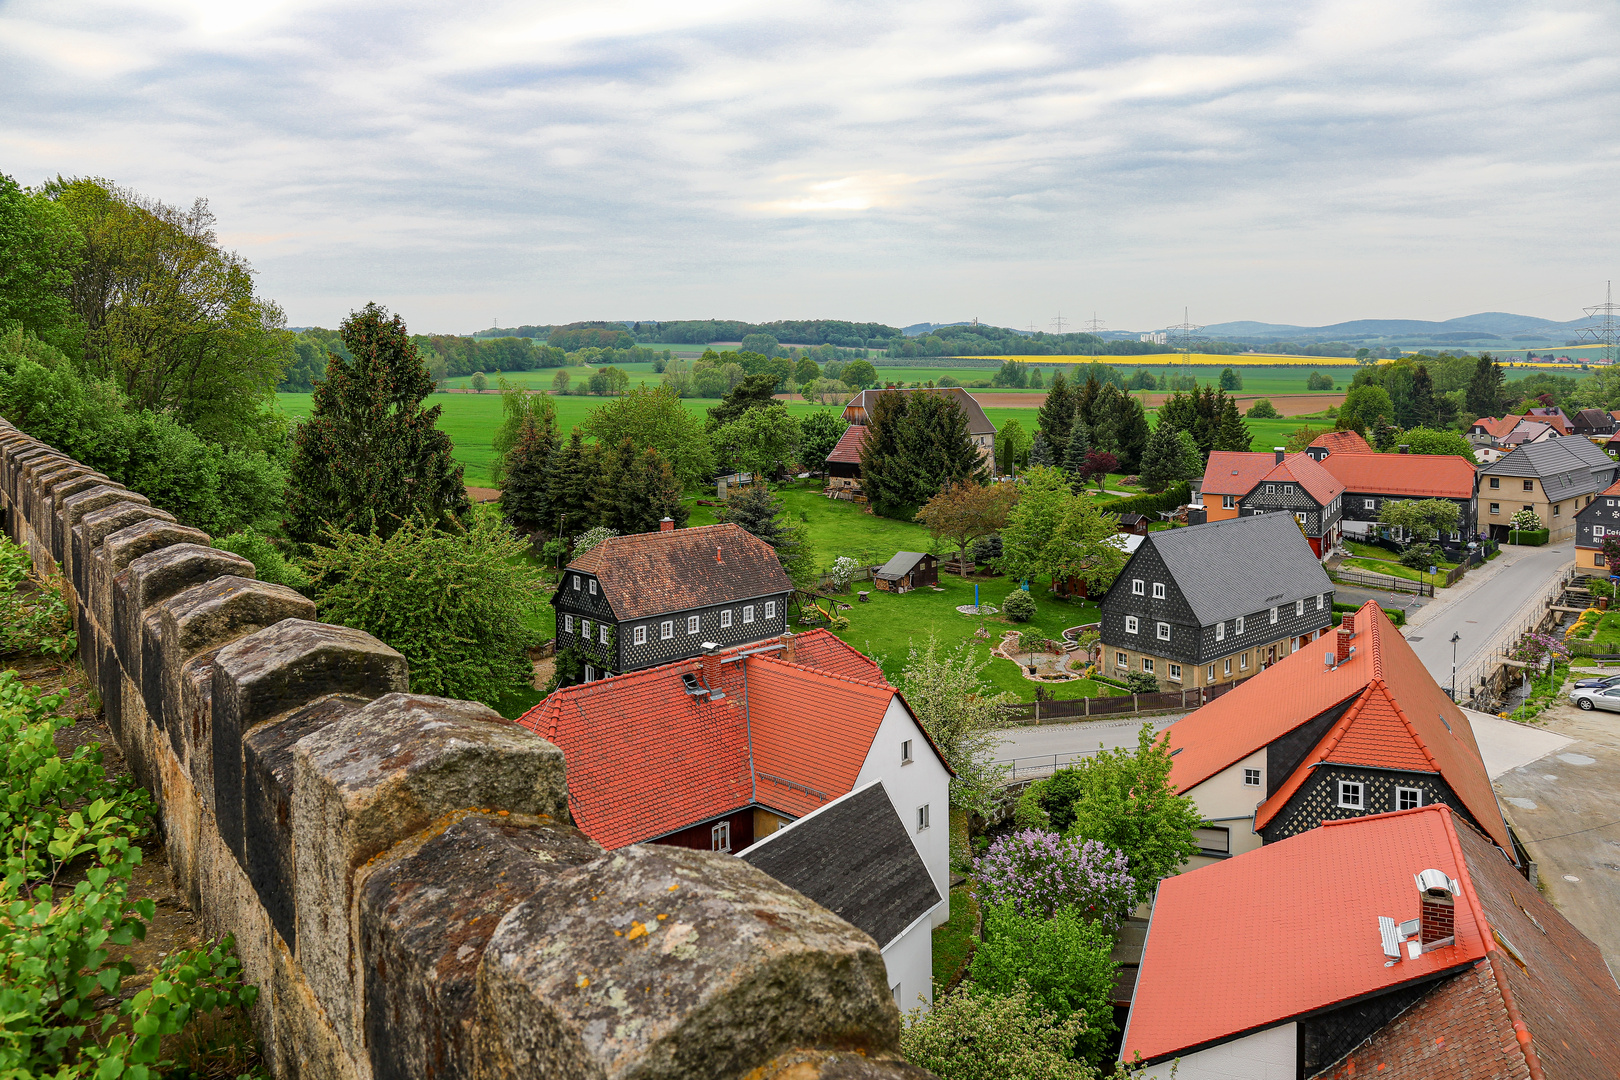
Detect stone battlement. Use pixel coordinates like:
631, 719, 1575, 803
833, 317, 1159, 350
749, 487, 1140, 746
0, 420, 930, 1080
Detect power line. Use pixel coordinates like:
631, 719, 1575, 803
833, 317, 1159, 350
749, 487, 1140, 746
1083, 313, 1106, 358
1166, 307, 1203, 381
1578, 281, 1620, 365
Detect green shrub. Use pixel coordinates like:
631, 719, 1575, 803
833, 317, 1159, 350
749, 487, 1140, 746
215, 526, 311, 595
1003, 589, 1037, 622
1123, 671, 1159, 693
0, 535, 75, 660
1398, 544, 1443, 571
901, 985, 1095, 1080
1587, 578, 1615, 599
969, 904, 1118, 1064
1103, 481, 1190, 521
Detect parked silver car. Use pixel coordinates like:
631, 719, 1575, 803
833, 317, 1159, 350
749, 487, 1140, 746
1570, 684, 1620, 712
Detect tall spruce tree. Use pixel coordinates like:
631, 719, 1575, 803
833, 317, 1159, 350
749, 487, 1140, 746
1466, 354, 1505, 419
861, 389, 985, 518
1409, 365, 1437, 428
623, 447, 689, 533
723, 483, 815, 585
547, 430, 599, 537
1214, 394, 1252, 452
285, 303, 468, 545
499, 415, 555, 532
1036, 373, 1076, 463
1114, 393, 1152, 473
1138, 421, 1189, 493
1062, 416, 1092, 491
1029, 431, 1054, 467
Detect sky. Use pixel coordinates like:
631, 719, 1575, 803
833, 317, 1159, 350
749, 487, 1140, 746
3, 0, 1618, 335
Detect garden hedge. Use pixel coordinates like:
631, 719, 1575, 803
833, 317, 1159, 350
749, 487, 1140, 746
1508, 529, 1550, 546
1107, 482, 1192, 520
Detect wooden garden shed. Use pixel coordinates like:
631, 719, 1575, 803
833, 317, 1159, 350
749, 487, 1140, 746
873, 551, 938, 593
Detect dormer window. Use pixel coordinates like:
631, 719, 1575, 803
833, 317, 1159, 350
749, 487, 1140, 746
1235, 616, 1245, 635
572, 575, 581, 590
1284, 484, 1294, 495
1265, 484, 1275, 494
1270, 607, 1278, 624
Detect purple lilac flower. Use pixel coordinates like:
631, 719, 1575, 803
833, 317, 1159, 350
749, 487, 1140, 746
972, 828, 1135, 930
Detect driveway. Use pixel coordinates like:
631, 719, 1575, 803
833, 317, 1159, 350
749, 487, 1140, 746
1492, 697, 1620, 968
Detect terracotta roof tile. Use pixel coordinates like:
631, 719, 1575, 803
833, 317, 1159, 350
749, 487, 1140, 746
825, 424, 865, 465
844, 387, 996, 435
1260, 451, 1345, 505
1200, 451, 1277, 496
564, 523, 791, 621
1318, 451, 1477, 500
1471, 415, 1527, 440
1310, 429, 1376, 455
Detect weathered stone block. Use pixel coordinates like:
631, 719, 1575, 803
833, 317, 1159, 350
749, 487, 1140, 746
213, 620, 407, 869
38, 471, 110, 561
117, 543, 252, 721
477, 844, 900, 1080
293, 694, 566, 1066
356, 811, 601, 1080
77, 504, 180, 634
749, 1051, 937, 1080
59, 483, 141, 584
244, 695, 372, 948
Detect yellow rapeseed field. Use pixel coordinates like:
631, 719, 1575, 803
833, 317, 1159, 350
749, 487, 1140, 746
966, 352, 1360, 366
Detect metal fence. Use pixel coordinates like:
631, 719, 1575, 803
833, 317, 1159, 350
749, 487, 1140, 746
992, 747, 1109, 781
998, 677, 1252, 726
1331, 565, 1435, 596
1456, 567, 1579, 709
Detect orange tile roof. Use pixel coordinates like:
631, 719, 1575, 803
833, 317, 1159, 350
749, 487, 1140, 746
1167, 601, 1510, 854
1317, 451, 1477, 499
1470, 415, 1526, 440
1124, 806, 1491, 1065
825, 423, 864, 465
1259, 451, 1344, 505
1309, 429, 1375, 455
514, 630, 946, 848
1199, 451, 1277, 496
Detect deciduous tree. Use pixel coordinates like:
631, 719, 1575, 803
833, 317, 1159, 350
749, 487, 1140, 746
710, 406, 801, 479
915, 481, 1018, 576
969, 905, 1119, 1065
998, 466, 1072, 585
1378, 498, 1461, 543
581, 384, 713, 489
898, 636, 1012, 816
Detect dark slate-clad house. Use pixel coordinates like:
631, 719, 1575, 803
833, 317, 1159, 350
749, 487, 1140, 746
1574, 479, 1620, 575
741, 780, 944, 1012
1236, 448, 1345, 557
552, 522, 792, 680
1308, 447, 1479, 547
1099, 513, 1335, 690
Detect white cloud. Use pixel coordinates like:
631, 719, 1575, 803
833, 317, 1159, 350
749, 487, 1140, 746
1, 0, 1617, 331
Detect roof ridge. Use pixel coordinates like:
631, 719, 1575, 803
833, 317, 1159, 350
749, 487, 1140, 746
752, 651, 894, 691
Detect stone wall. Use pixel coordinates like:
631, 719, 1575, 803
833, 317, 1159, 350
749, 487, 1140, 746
0, 420, 931, 1080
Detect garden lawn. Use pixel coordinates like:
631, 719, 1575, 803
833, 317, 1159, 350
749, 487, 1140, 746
1340, 558, 1449, 587
1343, 540, 1458, 570
932, 884, 979, 993
1576, 611, 1620, 652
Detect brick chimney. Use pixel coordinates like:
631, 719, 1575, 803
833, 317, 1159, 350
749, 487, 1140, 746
1274, 446, 1286, 464
700, 642, 723, 690
1336, 614, 1356, 663
781, 631, 796, 664
1415, 869, 1457, 946
660, 516, 675, 532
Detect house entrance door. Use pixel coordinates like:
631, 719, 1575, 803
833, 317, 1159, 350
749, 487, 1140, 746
1265, 646, 1277, 667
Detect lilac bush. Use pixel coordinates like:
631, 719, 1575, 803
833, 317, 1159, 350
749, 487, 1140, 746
974, 828, 1135, 929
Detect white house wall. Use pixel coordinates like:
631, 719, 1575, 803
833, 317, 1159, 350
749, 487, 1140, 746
1184, 749, 1267, 870
1135, 1023, 1296, 1080
854, 697, 953, 927
882, 913, 936, 1015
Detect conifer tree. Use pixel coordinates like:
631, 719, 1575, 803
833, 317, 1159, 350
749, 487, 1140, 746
1214, 394, 1252, 452
499, 415, 555, 532
860, 390, 985, 518
1029, 431, 1054, 467
285, 303, 468, 545
1138, 421, 1190, 493
1062, 417, 1092, 491
547, 429, 599, 537
723, 483, 815, 585
1114, 394, 1152, 473
1036, 373, 1076, 463
622, 446, 689, 533
1466, 354, 1505, 419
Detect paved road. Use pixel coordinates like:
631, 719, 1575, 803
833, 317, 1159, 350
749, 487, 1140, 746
1400, 540, 1574, 690
992, 714, 1179, 779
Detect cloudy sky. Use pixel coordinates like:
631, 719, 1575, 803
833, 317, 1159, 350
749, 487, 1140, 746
3, 0, 1618, 334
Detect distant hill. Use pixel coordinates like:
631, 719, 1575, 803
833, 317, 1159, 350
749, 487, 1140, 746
1201, 311, 1589, 343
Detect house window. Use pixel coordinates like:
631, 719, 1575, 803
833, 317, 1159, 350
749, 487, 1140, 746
1235, 616, 1245, 635
1523, 504, 1533, 512
1157, 621, 1170, 641
599, 625, 608, 645
1338, 781, 1364, 809
712, 821, 731, 852
765, 601, 776, 619
1222, 494, 1236, 509
1284, 484, 1294, 495
581, 618, 591, 638
1523, 480, 1534, 491
588, 579, 597, 595
1317, 594, 1325, 610
744, 605, 756, 624
661, 620, 674, 640
1132, 579, 1145, 595
721, 609, 733, 628
1599, 553, 1608, 567
1490, 503, 1500, 514
1598, 526, 1608, 539
902, 739, 913, 764
564, 614, 575, 634
1194, 826, 1230, 855
1239, 653, 1249, 670
1265, 484, 1275, 494
687, 615, 700, 634
1125, 616, 1139, 634
1116, 651, 1128, 669
1152, 582, 1166, 599
1269, 607, 1279, 625
1296, 599, 1305, 617
584, 664, 596, 682
1244, 768, 1261, 787
1142, 658, 1154, 673
572, 575, 581, 590
1396, 787, 1424, 811
1168, 663, 1182, 681
1554, 503, 1561, 516
1295, 513, 1307, 525
1215, 622, 1225, 642
634, 625, 646, 645
1224, 658, 1233, 675
1364, 499, 1375, 509
1207, 664, 1216, 681
1489, 477, 1499, 488
917, 805, 930, 832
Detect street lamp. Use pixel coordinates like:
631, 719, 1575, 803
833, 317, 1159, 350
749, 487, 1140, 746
1449, 631, 1461, 701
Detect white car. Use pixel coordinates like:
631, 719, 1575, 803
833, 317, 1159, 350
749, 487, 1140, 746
1570, 684, 1620, 712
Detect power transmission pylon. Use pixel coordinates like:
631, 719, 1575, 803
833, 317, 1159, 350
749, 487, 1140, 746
1579, 281, 1620, 365
1052, 313, 1068, 335
1166, 307, 1203, 386
1083, 313, 1106, 358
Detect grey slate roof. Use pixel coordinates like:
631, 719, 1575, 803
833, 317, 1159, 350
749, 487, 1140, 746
845, 388, 997, 435
1481, 438, 1617, 496
1131, 513, 1333, 626
874, 551, 928, 580
740, 781, 942, 950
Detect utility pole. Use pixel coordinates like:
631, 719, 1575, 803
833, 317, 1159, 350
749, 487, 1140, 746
1450, 631, 1461, 701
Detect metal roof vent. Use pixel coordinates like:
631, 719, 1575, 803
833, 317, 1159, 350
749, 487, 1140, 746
1415, 868, 1459, 897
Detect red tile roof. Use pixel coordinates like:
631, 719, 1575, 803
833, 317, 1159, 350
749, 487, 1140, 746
1125, 805, 1620, 1076
1313, 814, 1620, 1080
1124, 806, 1490, 1065
1317, 451, 1477, 500
564, 523, 791, 621
1309, 429, 1375, 455
1166, 601, 1510, 854
825, 423, 865, 465
1261, 451, 1345, 505
1200, 451, 1278, 496
514, 631, 947, 849
1526, 407, 1571, 434
1470, 415, 1526, 440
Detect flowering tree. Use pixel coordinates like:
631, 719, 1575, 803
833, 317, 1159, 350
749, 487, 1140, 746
899, 636, 1012, 816
1509, 508, 1543, 533
974, 829, 1135, 929
829, 555, 862, 591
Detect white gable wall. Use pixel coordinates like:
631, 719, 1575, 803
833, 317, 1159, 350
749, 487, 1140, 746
1135, 1023, 1296, 1080
854, 697, 953, 927
882, 908, 938, 1015
1182, 749, 1267, 871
